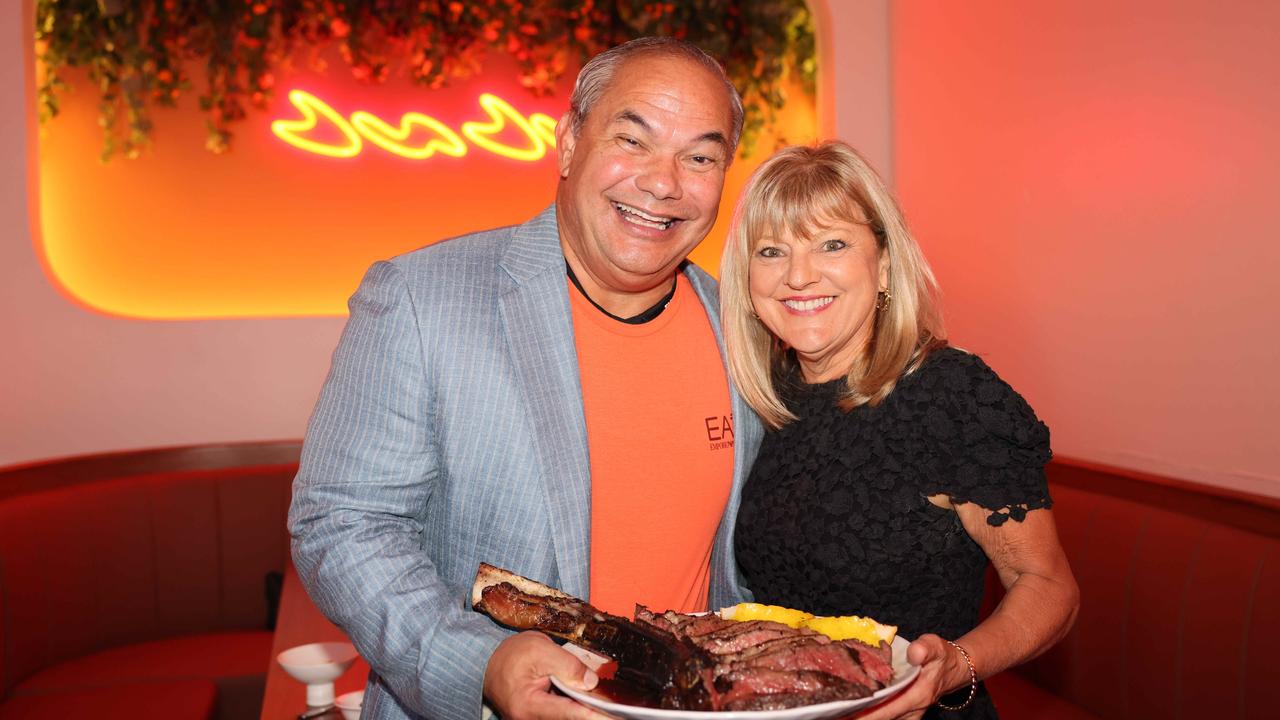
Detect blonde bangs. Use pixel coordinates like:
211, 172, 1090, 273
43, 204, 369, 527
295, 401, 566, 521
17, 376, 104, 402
737, 155, 879, 252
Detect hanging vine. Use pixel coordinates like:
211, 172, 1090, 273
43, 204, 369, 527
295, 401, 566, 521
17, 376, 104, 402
35, 0, 815, 160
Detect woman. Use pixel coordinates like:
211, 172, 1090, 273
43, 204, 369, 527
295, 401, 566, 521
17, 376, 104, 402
720, 141, 1079, 719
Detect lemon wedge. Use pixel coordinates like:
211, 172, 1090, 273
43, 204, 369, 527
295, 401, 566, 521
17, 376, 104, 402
800, 615, 897, 646
720, 603, 897, 646
720, 602, 814, 628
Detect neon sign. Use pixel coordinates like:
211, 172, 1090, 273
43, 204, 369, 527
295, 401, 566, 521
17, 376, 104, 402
271, 90, 559, 162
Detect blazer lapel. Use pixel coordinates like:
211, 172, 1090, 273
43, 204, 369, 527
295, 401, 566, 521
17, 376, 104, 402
685, 266, 763, 606
496, 207, 592, 599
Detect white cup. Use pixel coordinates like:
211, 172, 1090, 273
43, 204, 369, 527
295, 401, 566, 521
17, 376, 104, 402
276, 642, 359, 707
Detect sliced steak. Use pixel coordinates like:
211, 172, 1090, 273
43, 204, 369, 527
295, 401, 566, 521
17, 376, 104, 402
713, 631, 833, 664
843, 639, 895, 685
632, 605, 738, 638
666, 611, 740, 637
720, 638, 882, 690
715, 668, 872, 710
634, 605, 681, 634
690, 620, 813, 654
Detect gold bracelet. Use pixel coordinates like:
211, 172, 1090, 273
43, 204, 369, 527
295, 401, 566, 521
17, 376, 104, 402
935, 640, 977, 712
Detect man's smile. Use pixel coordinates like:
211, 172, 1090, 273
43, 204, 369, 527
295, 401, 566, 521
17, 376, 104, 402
612, 201, 678, 231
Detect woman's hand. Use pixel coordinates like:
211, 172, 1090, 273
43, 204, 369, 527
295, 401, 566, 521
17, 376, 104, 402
851, 634, 969, 720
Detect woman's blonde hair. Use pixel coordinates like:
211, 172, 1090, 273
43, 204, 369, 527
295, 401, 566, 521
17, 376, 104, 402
721, 140, 946, 428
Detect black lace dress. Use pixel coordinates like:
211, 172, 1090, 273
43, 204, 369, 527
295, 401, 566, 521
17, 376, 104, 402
734, 348, 1053, 719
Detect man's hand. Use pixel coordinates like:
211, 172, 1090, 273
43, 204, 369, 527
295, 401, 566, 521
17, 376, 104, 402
851, 634, 967, 720
483, 631, 609, 720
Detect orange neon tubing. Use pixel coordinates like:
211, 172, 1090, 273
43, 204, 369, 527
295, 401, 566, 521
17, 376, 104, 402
460, 93, 548, 162
271, 89, 362, 158
529, 113, 559, 147
350, 111, 469, 160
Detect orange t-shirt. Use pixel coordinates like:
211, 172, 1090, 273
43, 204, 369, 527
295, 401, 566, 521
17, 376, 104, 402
570, 273, 735, 617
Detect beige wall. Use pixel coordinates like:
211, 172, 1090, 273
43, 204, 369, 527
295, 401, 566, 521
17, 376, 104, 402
812, 0, 894, 179
1, 2, 345, 464
3, 1, 1276, 499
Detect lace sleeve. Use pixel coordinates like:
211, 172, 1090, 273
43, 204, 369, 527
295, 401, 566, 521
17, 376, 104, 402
919, 350, 1053, 526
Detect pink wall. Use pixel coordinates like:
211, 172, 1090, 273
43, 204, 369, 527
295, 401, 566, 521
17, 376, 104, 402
892, 0, 1280, 496
3, 1, 1276, 498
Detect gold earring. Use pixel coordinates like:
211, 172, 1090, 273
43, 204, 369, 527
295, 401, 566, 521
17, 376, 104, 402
875, 289, 892, 311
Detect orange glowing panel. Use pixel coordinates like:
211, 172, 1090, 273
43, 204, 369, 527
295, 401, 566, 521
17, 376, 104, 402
34, 54, 815, 319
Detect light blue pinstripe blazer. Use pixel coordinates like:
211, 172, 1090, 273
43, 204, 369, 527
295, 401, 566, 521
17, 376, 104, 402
289, 206, 762, 720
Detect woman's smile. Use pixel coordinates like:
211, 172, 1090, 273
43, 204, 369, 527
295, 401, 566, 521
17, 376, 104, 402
781, 296, 835, 313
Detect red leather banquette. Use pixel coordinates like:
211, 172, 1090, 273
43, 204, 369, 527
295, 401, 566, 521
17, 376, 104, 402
0, 443, 298, 720
986, 459, 1280, 719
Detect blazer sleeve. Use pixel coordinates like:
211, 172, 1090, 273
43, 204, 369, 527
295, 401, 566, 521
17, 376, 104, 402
289, 260, 507, 720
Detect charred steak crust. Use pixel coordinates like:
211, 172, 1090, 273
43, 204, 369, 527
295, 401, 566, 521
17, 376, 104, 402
577, 614, 716, 709
473, 576, 716, 709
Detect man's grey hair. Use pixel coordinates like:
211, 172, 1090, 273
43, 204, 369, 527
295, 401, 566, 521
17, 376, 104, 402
567, 36, 745, 155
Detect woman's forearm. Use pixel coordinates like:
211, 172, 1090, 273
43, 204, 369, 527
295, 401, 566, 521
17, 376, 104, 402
954, 567, 1080, 684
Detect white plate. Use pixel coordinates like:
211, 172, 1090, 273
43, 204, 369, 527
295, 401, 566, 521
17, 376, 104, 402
551, 635, 919, 720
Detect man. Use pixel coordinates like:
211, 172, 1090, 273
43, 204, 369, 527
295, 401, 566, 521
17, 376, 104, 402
289, 37, 762, 720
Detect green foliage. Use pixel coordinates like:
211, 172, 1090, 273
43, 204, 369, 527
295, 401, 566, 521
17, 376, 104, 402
35, 0, 815, 161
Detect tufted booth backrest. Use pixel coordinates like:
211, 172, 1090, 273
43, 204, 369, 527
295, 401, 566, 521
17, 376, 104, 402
0, 443, 299, 697
999, 459, 1280, 719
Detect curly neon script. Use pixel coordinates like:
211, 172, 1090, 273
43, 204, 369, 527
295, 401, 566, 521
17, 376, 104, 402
272, 89, 559, 161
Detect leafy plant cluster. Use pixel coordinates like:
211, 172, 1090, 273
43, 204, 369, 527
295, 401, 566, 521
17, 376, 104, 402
36, 0, 815, 160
